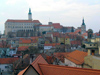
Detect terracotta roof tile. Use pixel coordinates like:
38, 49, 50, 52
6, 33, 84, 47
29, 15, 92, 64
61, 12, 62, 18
6, 19, 40, 23
82, 33, 88, 36
74, 29, 81, 34
0, 58, 19, 64
18, 55, 48, 75
32, 20, 40, 23
18, 46, 29, 51
53, 32, 60, 37
54, 52, 70, 62
39, 63, 100, 75
18, 54, 100, 75
71, 41, 81, 45
52, 23, 62, 29
44, 43, 60, 47
65, 50, 87, 65
19, 38, 32, 44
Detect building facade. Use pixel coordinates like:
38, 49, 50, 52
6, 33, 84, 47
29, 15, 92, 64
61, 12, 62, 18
5, 8, 41, 36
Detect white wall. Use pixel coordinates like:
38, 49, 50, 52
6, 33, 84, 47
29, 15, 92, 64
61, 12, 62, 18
64, 58, 82, 68
44, 46, 52, 50
0, 64, 12, 72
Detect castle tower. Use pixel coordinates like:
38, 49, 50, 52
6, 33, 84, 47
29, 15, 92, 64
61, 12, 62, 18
88, 29, 93, 42
81, 18, 86, 34
28, 8, 32, 20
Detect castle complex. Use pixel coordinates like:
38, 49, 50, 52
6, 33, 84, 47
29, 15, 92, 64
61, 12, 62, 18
5, 8, 41, 36
5, 8, 86, 37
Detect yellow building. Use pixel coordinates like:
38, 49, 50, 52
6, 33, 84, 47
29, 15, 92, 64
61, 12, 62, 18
58, 37, 65, 44
19, 38, 38, 47
84, 55, 100, 70
65, 36, 70, 45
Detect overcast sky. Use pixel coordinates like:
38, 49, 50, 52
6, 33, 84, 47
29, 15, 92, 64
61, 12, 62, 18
0, 0, 100, 34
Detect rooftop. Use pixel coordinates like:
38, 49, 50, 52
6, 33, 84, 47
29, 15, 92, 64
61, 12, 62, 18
18, 54, 100, 75
6, 19, 40, 23
65, 50, 87, 65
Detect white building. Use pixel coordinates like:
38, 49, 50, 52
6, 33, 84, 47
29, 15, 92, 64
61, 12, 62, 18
5, 8, 41, 35
39, 25, 54, 33
0, 58, 18, 72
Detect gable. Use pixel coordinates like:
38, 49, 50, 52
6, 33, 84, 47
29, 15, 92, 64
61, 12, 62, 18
24, 65, 39, 75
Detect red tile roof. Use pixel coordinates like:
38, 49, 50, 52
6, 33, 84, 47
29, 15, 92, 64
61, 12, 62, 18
32, 20, 40, 23
66, 27, 74, 29
31, 37, 38, 40
44, 43, 60, 47
71, 40, 81, 45
6, 19, 40, 23
31, 55, 48, 75
74, 29, 81, 34
52, 23, 62, 29
18, 46, 29, 51
65, 36, 69, 38
65, 50, 87, 65
18, 55, 48, 75
0, 58, 19, 64
39, 63, 100, 75
13, 54, 22, 56
53, 32, 60, 37
18, 54, 100, 75
54, 52, 70, 62
19, 38, 32, 44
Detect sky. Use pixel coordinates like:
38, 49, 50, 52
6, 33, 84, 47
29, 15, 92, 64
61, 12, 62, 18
0, 0, 100, 34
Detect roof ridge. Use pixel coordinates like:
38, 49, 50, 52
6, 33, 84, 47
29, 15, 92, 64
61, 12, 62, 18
39, 63, 100, 73
31, 55, 42, 65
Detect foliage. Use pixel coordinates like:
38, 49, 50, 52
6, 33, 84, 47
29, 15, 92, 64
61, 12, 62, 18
24, 46, 39, 55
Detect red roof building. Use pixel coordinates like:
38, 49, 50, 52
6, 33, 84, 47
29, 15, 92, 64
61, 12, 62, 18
6, 19, 40, 23
52, 23, 62, 29
65, 50, 87, 65
18, 54, 100, 75
18, 46, 29, 51
0, 58, 19, 64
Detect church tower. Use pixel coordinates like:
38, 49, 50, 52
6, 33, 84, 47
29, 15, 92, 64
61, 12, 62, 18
28, 8, 32, 20
81, 18, 86, 34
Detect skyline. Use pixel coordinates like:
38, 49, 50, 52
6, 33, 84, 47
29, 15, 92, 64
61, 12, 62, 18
0, 0, 100, 33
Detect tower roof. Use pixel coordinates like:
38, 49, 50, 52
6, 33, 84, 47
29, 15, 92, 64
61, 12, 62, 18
82, 18, 85, 25
28, 8, 32, 15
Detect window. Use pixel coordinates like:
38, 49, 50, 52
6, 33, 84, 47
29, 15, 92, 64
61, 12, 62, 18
90, 44, 92, 46
5, 66, 9, 68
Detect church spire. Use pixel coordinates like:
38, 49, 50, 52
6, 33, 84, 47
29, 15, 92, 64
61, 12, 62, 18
28, 8, 32, 15
28, 8, 32, 20
82, 18, 85, 25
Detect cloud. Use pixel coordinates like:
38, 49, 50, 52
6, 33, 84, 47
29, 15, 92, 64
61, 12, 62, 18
1, 0, 100, 33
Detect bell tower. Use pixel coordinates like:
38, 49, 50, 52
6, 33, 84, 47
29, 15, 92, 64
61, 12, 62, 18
28, 8, 32, 20
81, 18, 86, 34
